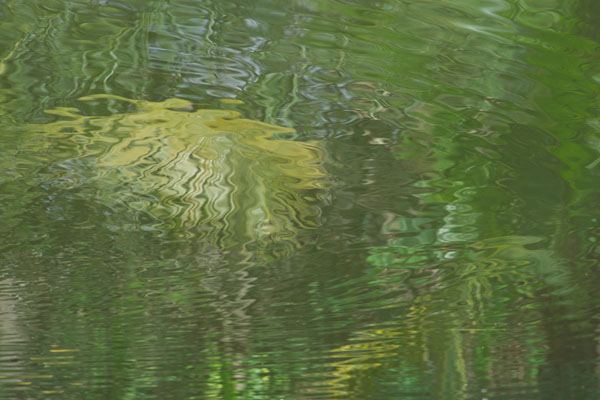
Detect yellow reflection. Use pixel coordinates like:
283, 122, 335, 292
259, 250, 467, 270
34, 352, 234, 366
49, 349, 80, 353
30, 94, 330, 252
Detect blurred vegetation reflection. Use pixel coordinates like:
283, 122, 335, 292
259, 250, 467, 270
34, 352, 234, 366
1, 0, 600, 398
26, 94, 329, 253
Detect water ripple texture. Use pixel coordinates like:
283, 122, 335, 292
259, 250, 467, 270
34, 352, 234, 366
22, 94, 330, 253
1, 0, 600, 399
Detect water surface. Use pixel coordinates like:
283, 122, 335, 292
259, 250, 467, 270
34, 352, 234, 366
1, 0, 600, 398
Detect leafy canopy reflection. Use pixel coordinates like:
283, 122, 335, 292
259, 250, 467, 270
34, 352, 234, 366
30, 94, 329, 250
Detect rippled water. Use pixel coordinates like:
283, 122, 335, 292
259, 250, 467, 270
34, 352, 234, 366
1, 0, 600, 398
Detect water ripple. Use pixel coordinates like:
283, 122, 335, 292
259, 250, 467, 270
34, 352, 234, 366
2, 0, 600, 398
19, 94, 330, 256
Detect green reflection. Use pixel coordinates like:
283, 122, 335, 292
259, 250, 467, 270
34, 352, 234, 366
24, 94, 329, 254
1, 0, 600, 398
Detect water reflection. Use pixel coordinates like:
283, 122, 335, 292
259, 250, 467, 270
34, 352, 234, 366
1, 0, 600, 398
24, 94, 329, 255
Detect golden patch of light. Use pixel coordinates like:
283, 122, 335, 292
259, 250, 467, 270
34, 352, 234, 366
30, 94, 329, 253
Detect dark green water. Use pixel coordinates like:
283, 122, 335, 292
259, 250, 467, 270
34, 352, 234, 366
1, 0, 600, 398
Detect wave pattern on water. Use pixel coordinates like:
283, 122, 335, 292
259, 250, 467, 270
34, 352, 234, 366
1, 0, 600, 398
21, 94, 330, 255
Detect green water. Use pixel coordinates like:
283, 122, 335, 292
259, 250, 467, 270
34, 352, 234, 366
1, 0, 600, 398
